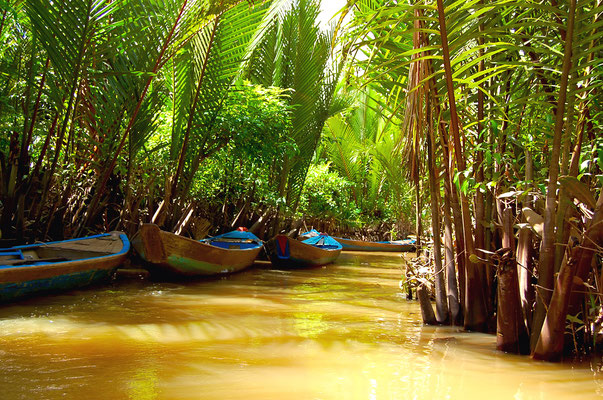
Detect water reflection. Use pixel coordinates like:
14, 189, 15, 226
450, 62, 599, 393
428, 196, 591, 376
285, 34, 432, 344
0, 252, 601, 399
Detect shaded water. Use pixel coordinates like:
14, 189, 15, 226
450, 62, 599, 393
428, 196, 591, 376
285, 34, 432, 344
0, 252, 602, 399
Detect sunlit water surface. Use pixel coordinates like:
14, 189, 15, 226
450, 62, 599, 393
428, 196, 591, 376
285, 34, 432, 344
0, 252, 602, 399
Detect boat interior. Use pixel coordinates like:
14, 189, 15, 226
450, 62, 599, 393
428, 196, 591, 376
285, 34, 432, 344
311, 244, 340, 250
208, 240, 261, 250
0, 236, 123, 267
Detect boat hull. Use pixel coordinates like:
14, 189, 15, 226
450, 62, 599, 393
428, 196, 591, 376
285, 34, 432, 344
0, 232, 129, 302
334, 237, 415, 252
265, 235, 341, 268
132, 224, 261, 277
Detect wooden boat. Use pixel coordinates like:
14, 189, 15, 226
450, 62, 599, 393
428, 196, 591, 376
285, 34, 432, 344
131, 224, 262, 277
0, 232, 130, 302
265, 234, 342, 268
333, 237, 416, 252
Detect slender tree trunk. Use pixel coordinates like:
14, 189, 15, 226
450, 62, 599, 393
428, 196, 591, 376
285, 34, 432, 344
424, 39, 462, 325
531, 0, 576, 351
443, 180, 461, 324
484, 109, 496, 270
497, 207, 530, 354
427, 100, 449, 324
442, 127, 466, 322
31, 111, 59, 181
415, 178, 422, 252
517, 149, 534, 331
474, 3, 490, 318
418, 284, 437, 325
436, 0, 487, 331
118, 151, 135, 231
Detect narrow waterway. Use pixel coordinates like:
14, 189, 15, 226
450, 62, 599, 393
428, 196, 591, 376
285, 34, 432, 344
0, 252, 602, 399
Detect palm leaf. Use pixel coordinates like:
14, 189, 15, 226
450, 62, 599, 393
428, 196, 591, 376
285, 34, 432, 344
170, 0, 275, 197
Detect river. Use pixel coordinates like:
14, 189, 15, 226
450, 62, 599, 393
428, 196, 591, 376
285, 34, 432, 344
0, 252, 601, 399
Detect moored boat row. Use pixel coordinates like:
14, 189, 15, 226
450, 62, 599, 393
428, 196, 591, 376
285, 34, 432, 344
0, 225, 414, 302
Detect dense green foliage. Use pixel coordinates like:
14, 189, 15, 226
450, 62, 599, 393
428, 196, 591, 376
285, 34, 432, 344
0, 0, 417, 242
298, 163, 357, 222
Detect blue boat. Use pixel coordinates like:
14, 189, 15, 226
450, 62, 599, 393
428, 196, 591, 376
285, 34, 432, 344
0, 232, 130, 302
266, 233, 342, 268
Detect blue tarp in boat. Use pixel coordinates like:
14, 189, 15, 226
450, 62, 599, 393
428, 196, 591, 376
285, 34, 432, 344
302, 234, 342, 250
207, 229, 261, 243
203, 228, 262, 250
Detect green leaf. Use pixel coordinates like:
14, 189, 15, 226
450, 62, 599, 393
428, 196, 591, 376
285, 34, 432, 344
566, 314, 583, 324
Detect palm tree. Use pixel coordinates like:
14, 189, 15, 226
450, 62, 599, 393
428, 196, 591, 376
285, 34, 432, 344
246, 0, 343, 217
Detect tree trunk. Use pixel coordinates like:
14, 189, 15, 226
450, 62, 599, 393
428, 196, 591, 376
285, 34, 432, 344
436, 0, 487, 331
531, 0, 576, 351
474, 5, 490, 320
427, 100, 449, 324
443, 183, 461, 324
418, 284, 437, 325
496, 207, 530, 354
517, 150, 535, 331
415, 179, 422, 252
424, 43, 461, 325
533, 193, 603, 361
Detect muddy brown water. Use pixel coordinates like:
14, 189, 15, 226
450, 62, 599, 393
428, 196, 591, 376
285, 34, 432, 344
0, 252, 602, 399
